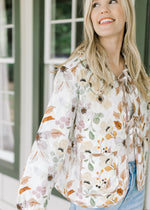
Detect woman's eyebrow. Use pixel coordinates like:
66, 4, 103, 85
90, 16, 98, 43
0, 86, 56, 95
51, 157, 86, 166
92, 0, 98, 2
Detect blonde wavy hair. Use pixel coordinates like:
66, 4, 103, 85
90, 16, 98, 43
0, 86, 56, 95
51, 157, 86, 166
62, 0, 149, 100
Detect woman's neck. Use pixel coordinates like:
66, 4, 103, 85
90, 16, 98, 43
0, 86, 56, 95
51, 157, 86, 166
99, 35, 125, 76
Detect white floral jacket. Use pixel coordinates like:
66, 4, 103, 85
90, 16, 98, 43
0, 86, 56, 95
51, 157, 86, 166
17, 55, 150, 209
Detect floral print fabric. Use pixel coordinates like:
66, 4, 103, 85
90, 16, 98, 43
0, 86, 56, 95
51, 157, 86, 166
17, 55, 149, 209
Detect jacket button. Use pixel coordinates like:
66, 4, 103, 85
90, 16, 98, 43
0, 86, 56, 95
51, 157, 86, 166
98, 95, 104, 103
48, 175, 53, 181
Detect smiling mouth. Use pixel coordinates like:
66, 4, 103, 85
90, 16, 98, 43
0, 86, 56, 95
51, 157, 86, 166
99, 18, 115, 25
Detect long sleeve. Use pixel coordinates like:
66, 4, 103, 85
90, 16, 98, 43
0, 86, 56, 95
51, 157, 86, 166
17, 68, 79, 210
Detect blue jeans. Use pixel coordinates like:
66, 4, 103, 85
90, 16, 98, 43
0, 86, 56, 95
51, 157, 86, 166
70, 161, 145, 210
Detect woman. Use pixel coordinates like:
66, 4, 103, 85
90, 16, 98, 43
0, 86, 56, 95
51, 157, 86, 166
17, 0, 150, 209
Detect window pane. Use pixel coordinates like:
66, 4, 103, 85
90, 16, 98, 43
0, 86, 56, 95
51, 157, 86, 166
0, 93, 15, 162
76, 0, 83, 18
9, 93, 15, 122
0, 124, 14, 163
0, 63, 15, 123
0, 93, 15, 123
0, 64, 14, 92
7, 28, 13, 57
5, 0, 13, 24
0, 63, 15, 163
51, 23, 71, 58
51, 0, 72, 20
0, 28, 13, 58
0, 0, 13, 24
0, 0, 14, 58
76, 22, 84, 47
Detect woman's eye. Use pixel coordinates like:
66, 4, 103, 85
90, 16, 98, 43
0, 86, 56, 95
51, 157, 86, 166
92, 3, 99, 8
109, 0, 117, 4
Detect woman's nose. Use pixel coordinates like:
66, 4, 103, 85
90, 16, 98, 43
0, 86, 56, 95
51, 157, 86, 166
100, 6, 109, 14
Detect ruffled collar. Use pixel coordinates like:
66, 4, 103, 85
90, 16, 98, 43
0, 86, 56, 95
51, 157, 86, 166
112, 68, 135, 94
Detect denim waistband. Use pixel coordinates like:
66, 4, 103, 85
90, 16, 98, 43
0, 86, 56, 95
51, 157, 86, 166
128, 160, 136, 165
128, 160, 136, 172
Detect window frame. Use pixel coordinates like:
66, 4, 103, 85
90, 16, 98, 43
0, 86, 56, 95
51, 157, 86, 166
44, 0, 84, 66
135, 0, 150, 75
0, 0, 21, 179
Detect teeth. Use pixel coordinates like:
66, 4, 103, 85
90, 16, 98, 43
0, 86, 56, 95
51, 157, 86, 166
100, 19, 114, 24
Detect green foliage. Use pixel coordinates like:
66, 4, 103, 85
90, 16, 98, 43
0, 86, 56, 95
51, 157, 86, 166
90, 198, 96, 207
88, 162, 94, 171
55, 24, 71, 57
54, 1, 71, 20
89, 131, 95, 140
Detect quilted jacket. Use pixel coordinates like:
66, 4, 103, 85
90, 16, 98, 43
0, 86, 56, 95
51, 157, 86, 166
17, 54, 150, 209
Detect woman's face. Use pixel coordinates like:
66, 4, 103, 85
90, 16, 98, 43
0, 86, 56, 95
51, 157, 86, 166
91, 0, 126, 39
